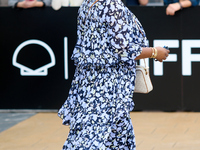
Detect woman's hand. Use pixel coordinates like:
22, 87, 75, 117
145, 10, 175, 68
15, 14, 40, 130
154, 46, 170, 62
166, 3, 181, 16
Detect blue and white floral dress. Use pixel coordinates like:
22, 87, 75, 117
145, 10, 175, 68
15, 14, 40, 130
58, 0, 148, 149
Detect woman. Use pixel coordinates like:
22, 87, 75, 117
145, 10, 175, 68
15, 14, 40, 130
58, 0, 169, 149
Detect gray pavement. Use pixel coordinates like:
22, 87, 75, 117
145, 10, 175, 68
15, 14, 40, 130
0, 113, 36, 132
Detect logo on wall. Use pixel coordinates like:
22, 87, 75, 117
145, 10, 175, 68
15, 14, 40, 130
12, 39, 56, 76
153, 39, 200, 76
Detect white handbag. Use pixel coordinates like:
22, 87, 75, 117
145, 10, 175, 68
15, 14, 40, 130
134, 59, 153, 93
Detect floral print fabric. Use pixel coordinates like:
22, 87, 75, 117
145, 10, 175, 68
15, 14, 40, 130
58, 0, 148, 149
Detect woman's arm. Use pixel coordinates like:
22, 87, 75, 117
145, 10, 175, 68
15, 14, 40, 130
135, 47, 170, 62
105, 0, 170, 63
16, 0, 44, 8
166, 0, 192, 16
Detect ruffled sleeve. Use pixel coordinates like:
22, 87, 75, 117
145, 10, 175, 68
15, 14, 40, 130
105, 0, 148, 64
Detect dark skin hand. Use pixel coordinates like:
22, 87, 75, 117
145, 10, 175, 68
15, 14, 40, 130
135, 47, 170, 62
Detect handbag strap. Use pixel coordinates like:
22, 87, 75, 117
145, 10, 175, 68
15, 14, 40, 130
134, 19, 147, 69
84, 0, 99, 23
134, 19, 144, 37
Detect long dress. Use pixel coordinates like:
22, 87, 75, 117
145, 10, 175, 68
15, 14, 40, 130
58, 0, 148, 149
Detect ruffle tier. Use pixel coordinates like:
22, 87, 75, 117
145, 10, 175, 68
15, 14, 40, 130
58, 66, 137, 149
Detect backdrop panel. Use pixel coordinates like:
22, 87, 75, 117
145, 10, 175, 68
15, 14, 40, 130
180, 7, 200, 111
0, 6, 200, 111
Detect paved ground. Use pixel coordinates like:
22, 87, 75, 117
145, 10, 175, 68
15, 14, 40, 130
0, 112, 200, 150
0, 113, 35, 132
